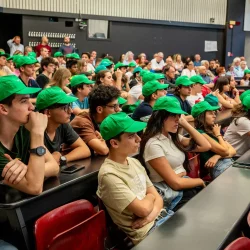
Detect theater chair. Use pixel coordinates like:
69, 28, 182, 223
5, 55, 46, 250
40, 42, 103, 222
35, 200, 106, 250
98, 198, 134, 250
224, 237, 250, 250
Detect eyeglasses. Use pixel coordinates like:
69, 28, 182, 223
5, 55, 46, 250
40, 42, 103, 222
104, 103, 120, 110
48, 103, 72, 112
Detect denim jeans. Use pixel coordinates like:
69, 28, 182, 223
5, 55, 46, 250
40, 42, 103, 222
147, 209, 174, 235
212, 158, 233, 179
0, 241, 17, 250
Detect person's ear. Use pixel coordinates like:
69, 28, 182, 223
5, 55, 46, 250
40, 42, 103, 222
44, 109, 51, 118
96, 106, 103, 114
0, 104, 9, 115
151, 92, 158, 100
110, 138, 119, 148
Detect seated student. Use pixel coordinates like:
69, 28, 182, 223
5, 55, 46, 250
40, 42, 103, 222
97, 112, 171, 245
15, 56, 40, 104
192, 101, 236, 179
212, 76, 240, 109
66, 59, 78, 76
240, 69, 250, 86
226, 75, 238, 99
68, 74, 95, 116
36, 57, 55, 89
46, 68, 71, 94
95, 70, 113, 86
70, 85, 120, 155
53, 51, 66, 68
36, 87, 91, 165
0, 51, 13, 75
129, 67, 142, 89
140, 96, 209, 211
174, 76, 194, 121
132, 80, 168, 121
186, 75, 206, 107
114, 62, 128, 75
0, 75, 59, 195
224, 95, 250, 163
125, 61, 137, 80
163, 65, 176, 88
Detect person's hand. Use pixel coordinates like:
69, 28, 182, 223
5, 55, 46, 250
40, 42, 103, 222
212, 124, 221, 136
52, 152, 62, 164
2, 154, 27, 184
115, 68, 123, 79
131, 210, 157, 229
205, 155, 220, 168
232, 88, 239, 95
95, 131, 103, 140
212, 89, 219, 97
24, 112, 48, 134
178, 114, 189, 127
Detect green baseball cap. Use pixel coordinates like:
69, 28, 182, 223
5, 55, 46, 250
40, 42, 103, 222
244, 69, 250, 75
15, 56, 38, 68
153, 96, 188, 114
0, 51, 9, 58
191, 101, 220, 118
118, 96, 127, 105
142, 80, 169, 97
114, 62, 128, 71
142, 72, 156, 83
133, 67, 142, 74
27, 52, 37, 58
175, 76, 194, 87
242, 95, 250, 110
54, 51, 64, 57
100, 59, 113, 67
69, 75, 95, 87
190, 75, 207, 85
140, 69, 149, 77
154, 73, 165, 80
95, 65, 107, 74
128, 62, 137, 67
0, 75, 41, 101
240, 90, 250, 102
204, 94, 219, 107
65, 53, 80, 59
7, 56, 13, 61
122, 100, 140, 113
100, 112, 147, 140
36, 87, 78, 111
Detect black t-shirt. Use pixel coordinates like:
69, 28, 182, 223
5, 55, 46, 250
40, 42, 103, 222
0, 127, 30, 180
174, 95, 192, 114
36, 74, 49, 89
132, 102, 152, 121
19, 76, 41, 98
44, 123, 79, 153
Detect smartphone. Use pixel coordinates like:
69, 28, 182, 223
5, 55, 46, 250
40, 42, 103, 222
61, 164, 85, 174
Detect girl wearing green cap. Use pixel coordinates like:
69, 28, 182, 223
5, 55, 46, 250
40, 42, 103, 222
139, 96, 210, 211
240, 69, 250, 86
224, 96, 250, 163
193, 101, 236, 179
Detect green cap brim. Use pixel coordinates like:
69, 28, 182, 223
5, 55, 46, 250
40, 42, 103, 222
56, 95, 78, 105
17, 87, 41, 95
124, 121, 147, 134
158, 83, 169, 89
7, 56, 13, 61
0, 53, 10, 58
118, 97, 127, 105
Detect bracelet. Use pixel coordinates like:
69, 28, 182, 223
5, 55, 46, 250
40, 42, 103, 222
216, 134, 222, 137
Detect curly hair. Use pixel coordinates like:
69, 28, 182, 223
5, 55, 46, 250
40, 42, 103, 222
88, 85, 120, 115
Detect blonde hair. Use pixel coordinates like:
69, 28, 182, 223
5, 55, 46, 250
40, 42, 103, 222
0, 70, 7, 76
46, 68, 71, 89
77, 59, 87, 74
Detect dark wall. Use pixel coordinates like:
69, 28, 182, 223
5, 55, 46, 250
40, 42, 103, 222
0, 13, 22, 53
225, 0, 246, 66
22, 15, 224, 62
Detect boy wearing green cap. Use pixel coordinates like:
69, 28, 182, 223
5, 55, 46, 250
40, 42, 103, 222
0, 51, 13, 75
66, 59, 78, 76
36, 57, 56, 89
0, 75, 59, 195
186, 75, 206, 107
68, 74, 95, 116
54, 51, 66, 68
125, 62, 137, 80
17, 56, 40, 104
132, 80, 168, 121
36, 87, 91, 165
70, 85, 120, 156
97, 112, 170, 245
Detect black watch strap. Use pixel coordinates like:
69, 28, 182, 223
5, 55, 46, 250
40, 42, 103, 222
30, 146, 46, 156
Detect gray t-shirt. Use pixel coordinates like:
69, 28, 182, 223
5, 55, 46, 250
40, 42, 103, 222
143, 133, 186, 182
44, 123, 79, 153
224, 117, 250, 156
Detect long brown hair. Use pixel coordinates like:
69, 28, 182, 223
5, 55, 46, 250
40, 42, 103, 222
194, 111, 213, 135
46, 68, 71, 89
139, 110, 196, 174
231, 103, 250, 125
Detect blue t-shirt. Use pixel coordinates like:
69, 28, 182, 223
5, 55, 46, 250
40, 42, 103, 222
70, 94, 89, 120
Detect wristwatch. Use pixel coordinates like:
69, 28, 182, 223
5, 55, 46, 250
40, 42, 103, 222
60, 156, 67, 166
30, 146, 46, 156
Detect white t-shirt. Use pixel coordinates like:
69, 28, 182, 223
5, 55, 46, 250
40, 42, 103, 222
186, 93, 204, 107
224, 117, 250, 156
151, 58, 165, 71
143, 133, 186, 183
125, 71, 133, 80
129, 84, 142, 103
181, 69, 196, 77
87, 63, 95, 73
